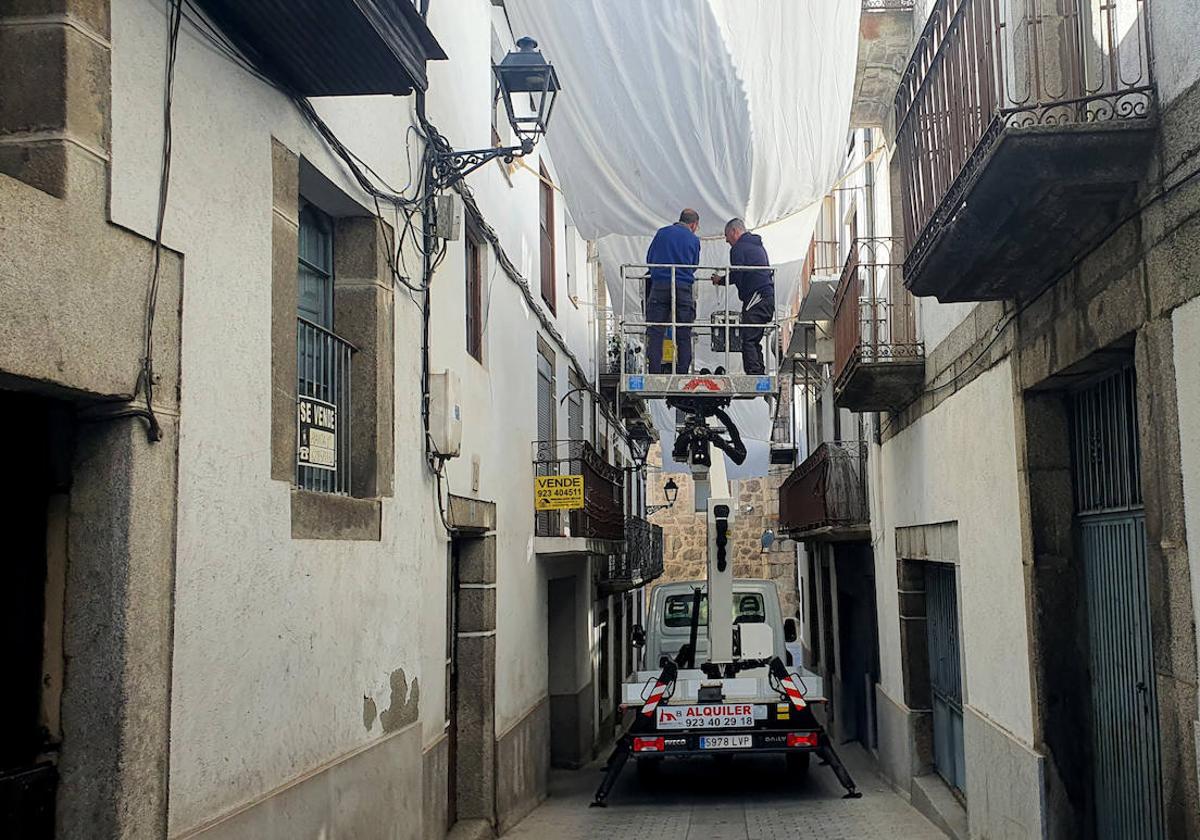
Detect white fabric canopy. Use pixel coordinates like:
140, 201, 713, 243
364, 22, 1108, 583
505, 0, 862, 475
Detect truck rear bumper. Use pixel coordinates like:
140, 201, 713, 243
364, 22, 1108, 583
628, 725, 822, 758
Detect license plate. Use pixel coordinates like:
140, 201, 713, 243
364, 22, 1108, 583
656, 704, 760, 730
700, 734, 753, 750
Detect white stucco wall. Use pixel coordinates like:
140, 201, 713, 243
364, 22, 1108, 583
917, 298, 976, 357
111, 3, 441, 833
1153, 0, 1200, 105
870, 360, 1034, 744
1173, 297, 1200, 741
423, 1, 606, 738
109, 0, 608, 831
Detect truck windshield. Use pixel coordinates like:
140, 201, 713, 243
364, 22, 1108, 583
663, 592, 765, 627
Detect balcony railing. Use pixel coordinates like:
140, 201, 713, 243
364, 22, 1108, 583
895, 0, 1154, 297
532, 440, 625, 540
779, 442, 869, 539
296, 317, 354, 495
832, 239, 925, 410
598, 515, 664, 594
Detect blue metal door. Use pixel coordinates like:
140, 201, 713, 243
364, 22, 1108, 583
925, 563, 966, 792
1072, 366, 1164, 840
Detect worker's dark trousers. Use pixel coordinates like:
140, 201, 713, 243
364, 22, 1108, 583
740, 289, 774, 375
645, 281, 695, 374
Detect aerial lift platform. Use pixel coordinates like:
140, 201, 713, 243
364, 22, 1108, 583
591, 286, 862, 803
608, 262, 783, 404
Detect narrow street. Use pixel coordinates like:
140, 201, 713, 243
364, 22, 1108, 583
506, 747, 945, 839
4, 1, 1200, 838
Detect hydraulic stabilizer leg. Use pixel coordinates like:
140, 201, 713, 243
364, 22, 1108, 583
592, 659, 678, 807
817, 739, 863, 799
591, 735, 631, 807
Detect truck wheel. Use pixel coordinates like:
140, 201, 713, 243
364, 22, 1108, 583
786, 752, 810, 779
636, 758, 661, 785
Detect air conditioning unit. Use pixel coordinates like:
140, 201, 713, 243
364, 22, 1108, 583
429, 370, 462, 458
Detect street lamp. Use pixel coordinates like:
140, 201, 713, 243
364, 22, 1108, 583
494, 36, 560, 151
628, 422, 653, 469
647, 478, 679, 515
429, 36, 560, 188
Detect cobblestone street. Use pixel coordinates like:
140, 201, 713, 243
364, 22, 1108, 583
504, 745, 946, 840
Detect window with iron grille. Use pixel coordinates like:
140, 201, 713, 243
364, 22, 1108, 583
535, 340, 558, 534
296, 203, 353, 495
567, 370, 584, 441
465, 225, 484, 363
539, 161, 556, 313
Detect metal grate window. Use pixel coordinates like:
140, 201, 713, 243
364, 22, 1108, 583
567, 372, 584, 443
296, 319, 354, 494
1072, 366, 1142, 515
535, 343, 558, 534
296, 205, 353, 495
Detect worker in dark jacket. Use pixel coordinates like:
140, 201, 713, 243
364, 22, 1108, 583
713, 218, 774, 375
645, 208, 701, 374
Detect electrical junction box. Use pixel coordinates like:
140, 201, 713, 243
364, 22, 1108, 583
434, 194, 462, 241
429, 370, 462, 458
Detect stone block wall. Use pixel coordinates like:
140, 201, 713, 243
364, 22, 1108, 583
646, 446, 799, 617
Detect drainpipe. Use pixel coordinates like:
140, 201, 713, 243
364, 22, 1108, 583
417, 0, 433, 448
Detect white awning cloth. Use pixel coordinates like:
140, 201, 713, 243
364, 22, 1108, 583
504, 0, 862, 475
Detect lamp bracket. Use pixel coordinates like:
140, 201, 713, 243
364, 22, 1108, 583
432, 141, 534, 190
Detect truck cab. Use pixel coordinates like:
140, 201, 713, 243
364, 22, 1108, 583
644, 579, 795, 671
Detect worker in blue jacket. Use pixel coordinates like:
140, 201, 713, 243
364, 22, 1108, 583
644, 208, 701, 374
713, 218, 774, 375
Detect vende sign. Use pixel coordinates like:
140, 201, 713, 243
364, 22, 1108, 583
297, 396, 337, 472
534, 474, 584, 511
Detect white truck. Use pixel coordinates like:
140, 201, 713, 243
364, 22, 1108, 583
591, 403, 861, 806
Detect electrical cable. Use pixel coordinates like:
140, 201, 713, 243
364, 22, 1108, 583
136, 0, 183, 443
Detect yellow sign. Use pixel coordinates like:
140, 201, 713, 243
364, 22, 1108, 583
535, 474, 584, 511
662, 337, 675, 363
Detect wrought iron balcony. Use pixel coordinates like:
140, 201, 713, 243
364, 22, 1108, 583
895, 0, 1156, 302
853, 1, 917, 129
597, 516, 665, 595
296, 318, 354, 495
832, 238, 925, 411
532, 440, 625, 541
779, 442, 870, 541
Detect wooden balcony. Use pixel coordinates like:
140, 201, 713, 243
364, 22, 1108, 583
832, 239, 925, 411
779, 442, 870, 542
896, 0, 1156, 302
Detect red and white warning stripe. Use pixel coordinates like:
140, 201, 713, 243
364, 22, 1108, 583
780, 673, 808, 710
641, 680, 670, 717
